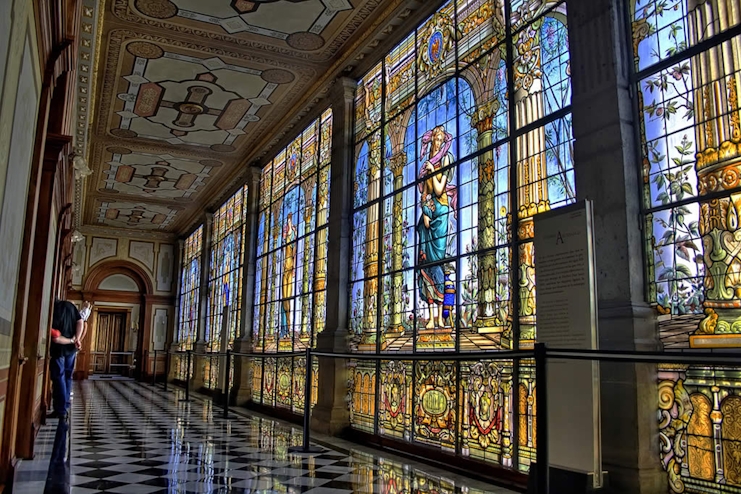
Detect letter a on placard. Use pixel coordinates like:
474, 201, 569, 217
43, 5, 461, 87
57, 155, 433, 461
556, 231, 564, 245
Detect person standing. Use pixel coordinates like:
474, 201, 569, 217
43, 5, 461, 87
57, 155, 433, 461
49, 300, 84, 421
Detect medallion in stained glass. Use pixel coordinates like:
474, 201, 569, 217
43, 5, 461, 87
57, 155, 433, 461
348, 0, 575, 469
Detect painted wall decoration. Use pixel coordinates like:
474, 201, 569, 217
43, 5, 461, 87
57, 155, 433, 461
156, 243, 174, 292
348, 0, 572, 471
115, 0, 380, 61
82, 0, 408, 237
250, 108, 333, 413
176, 226, 202, 381
631, 0, 741, 492
72, 239, 87, 287
129, 240, 155, 271
204, 186, 248, 389
89, 237, 119, 266
153, 307, 168, 351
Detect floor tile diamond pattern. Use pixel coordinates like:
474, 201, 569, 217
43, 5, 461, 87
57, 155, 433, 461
13, 381, 516, 493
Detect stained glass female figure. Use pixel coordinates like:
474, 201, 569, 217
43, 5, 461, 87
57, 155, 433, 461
417, 125, 457, 329
280, 212, 297, 338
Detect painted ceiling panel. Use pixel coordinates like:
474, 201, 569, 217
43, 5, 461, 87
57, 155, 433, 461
78, 0, 424, 234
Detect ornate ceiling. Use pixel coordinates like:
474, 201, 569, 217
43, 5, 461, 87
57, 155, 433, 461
79, 0, 428, 236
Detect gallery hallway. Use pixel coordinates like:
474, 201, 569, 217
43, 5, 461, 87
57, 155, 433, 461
12, 381, 517, 494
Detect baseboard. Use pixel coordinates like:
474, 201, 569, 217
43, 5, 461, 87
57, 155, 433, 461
527, 464, 608, 493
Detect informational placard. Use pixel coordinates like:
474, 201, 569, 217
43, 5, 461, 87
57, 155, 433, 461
534, 200, 602, 486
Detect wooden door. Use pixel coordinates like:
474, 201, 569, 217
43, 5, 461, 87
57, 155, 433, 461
92, 312, 127, 374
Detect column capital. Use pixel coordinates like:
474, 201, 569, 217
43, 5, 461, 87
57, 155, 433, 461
330, 76, 357, 106
247, 164, 262, 183
388, 151, 407, 178
471, 101, 499, 135
203, 211, 214, 226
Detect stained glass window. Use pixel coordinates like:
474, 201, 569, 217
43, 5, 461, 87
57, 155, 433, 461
349, 0, 573, 471
176, 226, 202, 381
633, 0, 741, 491
251, 109, 333, 413
204, 185, 248, 390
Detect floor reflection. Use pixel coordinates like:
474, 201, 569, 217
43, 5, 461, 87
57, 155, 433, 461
24, 381, 516, 494
44, 419, 70, 494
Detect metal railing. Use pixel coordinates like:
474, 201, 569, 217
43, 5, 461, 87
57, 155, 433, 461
148, 344, 741, 493
91, 351, 135, 376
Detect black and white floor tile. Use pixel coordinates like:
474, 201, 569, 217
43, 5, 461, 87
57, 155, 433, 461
14, 381, 518, 494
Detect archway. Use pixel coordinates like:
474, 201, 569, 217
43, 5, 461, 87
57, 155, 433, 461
77, 260, 154, 379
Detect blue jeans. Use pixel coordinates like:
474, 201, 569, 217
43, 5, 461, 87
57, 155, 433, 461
50, 353, 76, 415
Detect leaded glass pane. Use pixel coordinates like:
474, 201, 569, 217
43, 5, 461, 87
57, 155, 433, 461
252, 110, 333, 412
204, 185, 248, 389
634, 0, 741, 491
347, 0, 575, 466
176, 226, 202, 381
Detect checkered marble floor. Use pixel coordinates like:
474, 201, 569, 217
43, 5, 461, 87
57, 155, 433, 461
14, 381, 518, 494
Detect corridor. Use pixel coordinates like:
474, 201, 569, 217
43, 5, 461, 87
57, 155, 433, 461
13, 382, 517, 494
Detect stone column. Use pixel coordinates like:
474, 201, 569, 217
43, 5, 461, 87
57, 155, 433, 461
311, 77, 356, 435
233, 166, 261, 405
193, 213, 213, 391
569, 0, 662, 491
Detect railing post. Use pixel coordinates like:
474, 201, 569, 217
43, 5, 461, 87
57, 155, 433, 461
223, 350, 231, 419
288, 348, 323, 454
152, 350, 157, 386
164, 349, 170, 392
535, 343, 549, 494
180, 349, 192, 403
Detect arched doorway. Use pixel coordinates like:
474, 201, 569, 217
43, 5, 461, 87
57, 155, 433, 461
77, 260, 153, 379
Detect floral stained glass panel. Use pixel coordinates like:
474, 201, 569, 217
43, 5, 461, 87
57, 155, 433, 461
633, 0, 741, 492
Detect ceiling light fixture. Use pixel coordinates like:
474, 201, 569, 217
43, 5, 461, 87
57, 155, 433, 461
70, 229, 85, 243
70, 152, 92, 180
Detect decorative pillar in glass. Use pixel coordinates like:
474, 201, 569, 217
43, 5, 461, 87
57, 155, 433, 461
385, 150, 407, 342
359, 132, 382, 351
513, 17, 550, 346
690, 0, 741, 345
300, 174, 316, 343
473, 100, 510, 345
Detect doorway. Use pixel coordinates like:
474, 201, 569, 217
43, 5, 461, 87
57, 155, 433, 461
90, 310, 131, 376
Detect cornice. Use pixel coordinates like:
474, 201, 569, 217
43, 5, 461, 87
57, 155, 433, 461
79, 224, 177, 241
